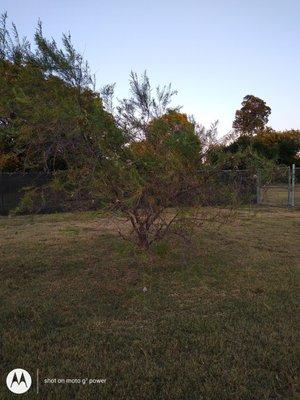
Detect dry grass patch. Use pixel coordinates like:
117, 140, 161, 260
0, 207, 299, 399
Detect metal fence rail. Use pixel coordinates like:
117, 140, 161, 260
0, 166, 298, 215
257, 164, 298, 207
295, 167, 300, 207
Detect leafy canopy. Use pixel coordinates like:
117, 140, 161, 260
233, 94, 271, 135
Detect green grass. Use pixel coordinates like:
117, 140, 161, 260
261, 184, 300, 208
0, 207, 299, 399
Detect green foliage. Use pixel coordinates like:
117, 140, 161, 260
210, 129, 300, 168
0, 14, 124, 173
147, 111, 201, 165
1, 12, 299, 249
12, 182, 64, 214
115, 70, 179, 141
91, 107, 203, 248
233, 94, 271, 135
0, 59, 124, 172
253, 129, 300, 166
207, 143, 275, 170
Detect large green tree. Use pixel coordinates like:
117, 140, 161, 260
0, 13, 124, 173
232, 95, 271, 135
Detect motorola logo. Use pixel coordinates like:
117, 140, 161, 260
6, 369, 32, 394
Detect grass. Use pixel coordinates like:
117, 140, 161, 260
0, 207, 299, 399
261, 184, 300, 207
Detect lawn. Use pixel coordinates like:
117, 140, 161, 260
260, 184, 300, 207
0, 207, 299, 399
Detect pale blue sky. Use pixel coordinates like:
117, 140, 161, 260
2, 0, 300, 136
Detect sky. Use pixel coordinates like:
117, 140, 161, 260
2, 0, 300, 137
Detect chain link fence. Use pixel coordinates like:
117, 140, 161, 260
257, 164, 299, 208
295, 167, 300, 206
197, 169, 257, 206
0, 172, 51, 215
0, 166, 299, 215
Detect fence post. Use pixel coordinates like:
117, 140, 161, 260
256, 170, 261, 204
0, 171, 3, 215
288, 166, 291, 206
291, 164, 295, 207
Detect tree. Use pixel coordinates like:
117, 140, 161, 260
147, 111, 201, 164
1, 13, 251, 247
209, 128, 300, 168
232, 95, 271, 135
33, 21, 95, 92
113, 71, 179, 141
83, 74, 242, 249
0, 12, 31, 64
253, 129, 300, 166
87, 76, 203, 249
0, 14, 123, 173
